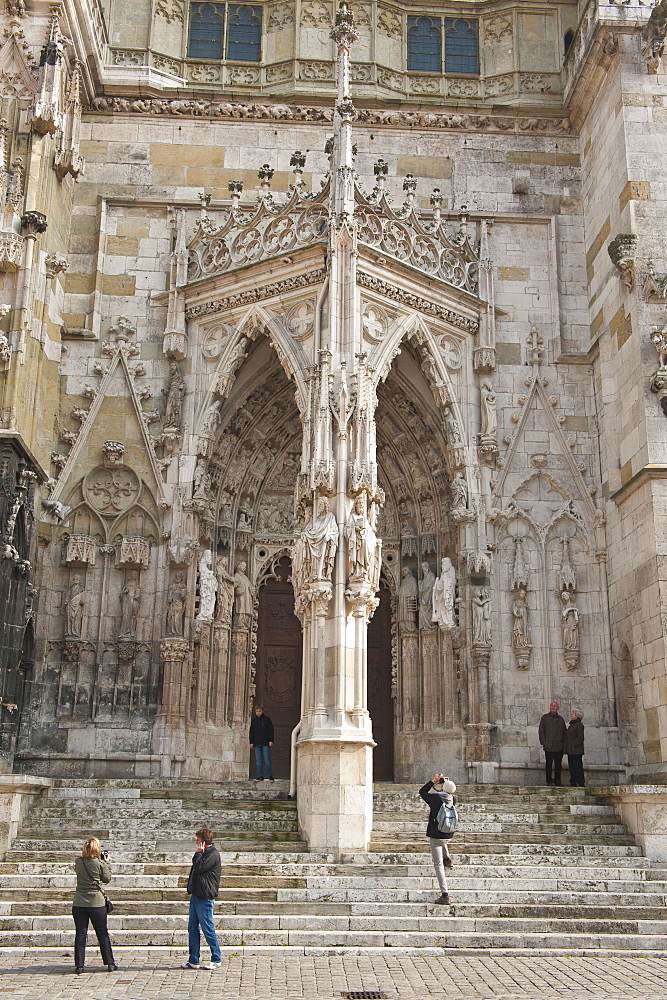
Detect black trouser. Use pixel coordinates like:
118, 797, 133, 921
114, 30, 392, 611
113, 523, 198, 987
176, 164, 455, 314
568, 754, 585, 787
72, 905, 115, 968
544, 751, 563, 785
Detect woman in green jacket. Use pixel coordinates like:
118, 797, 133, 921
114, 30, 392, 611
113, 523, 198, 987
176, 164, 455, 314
72, 837, 117, 973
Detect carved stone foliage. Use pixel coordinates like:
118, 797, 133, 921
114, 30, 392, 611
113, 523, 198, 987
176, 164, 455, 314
267, 0, 295, 29
484, 15, 512, 42
608, 233, 637, 290
156, 0, 184, 23
377, 5, 401, 37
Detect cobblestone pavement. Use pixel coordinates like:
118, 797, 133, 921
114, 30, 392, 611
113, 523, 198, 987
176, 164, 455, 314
0, 952, 667, 999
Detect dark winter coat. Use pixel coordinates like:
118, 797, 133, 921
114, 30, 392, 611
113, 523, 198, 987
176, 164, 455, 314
566, 717, 585, 755
419, 781, 457, 840
186, 844, 221, 899
249, 713, 274, 746
538, 711, 567, 752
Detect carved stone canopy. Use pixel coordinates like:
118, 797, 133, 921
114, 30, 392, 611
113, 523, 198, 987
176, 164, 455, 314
115, 535, 150, 569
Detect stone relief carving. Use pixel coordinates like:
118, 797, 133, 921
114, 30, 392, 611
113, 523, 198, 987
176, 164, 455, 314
267, 0, 295, 29
302, 0, 332, 26
215, 556, 235, 624
480, 378, 498, 456
65, 573, 86, 637
377, 6, 402, 37
642, 0, 667, 72
119, 571, 141, 638
650, 324, 667, 414
115, 535, 150, 569
196, 549, 217, 622
64, 534, 96, 565
166, 571, 187, 636
557, 535, 577, 592
432, 556, 456, 629
155, 0, 185, 22
294, 496, 338, 587
484, 15, 512, 42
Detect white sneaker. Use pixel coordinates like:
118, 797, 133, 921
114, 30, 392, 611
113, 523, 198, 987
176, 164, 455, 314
180, 962, 199, 969
202, 961, 221, 970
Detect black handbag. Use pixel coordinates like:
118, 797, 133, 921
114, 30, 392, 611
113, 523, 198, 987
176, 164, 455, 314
83, 858, 115, 913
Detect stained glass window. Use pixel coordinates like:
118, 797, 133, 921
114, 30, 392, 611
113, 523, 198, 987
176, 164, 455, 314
444, 18, 479, 75
407, 15, 441, 73
227, 4, 262, 62
188, 2, 225, 60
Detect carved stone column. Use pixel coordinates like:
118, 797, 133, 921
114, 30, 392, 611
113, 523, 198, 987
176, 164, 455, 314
153, 638, 190, 773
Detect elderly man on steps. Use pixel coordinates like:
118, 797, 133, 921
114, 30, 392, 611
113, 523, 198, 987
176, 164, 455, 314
538, 701, 567, 787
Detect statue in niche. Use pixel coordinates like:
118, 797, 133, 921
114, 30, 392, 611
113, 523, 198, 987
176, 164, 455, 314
193, 458, 211, 499
119, 571, 141, 638
480, 379, 497, 438
196, 549, 217, 622
232, 560, 254, 627
163, 360, 185, 428
398, 566, 418, 631
433, 556, 457, 629
472, 587, 492, 646
202, 400, 222, 438
512, 589, 531, 648
560, 590, 580, 653
215, 556, 235, 625
419, 561, 437, 630
65, 574, 86, 637
451, 472, 468, 511
443, 406, 462, 446
345, 496, 375, 582
298, 496, 338, 584
166, 571, 187, 636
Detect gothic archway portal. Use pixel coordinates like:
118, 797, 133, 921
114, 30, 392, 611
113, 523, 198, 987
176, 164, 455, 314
254, 557, 302, 779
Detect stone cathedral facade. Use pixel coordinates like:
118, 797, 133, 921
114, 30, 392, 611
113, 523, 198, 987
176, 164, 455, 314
1, 0, 667, 851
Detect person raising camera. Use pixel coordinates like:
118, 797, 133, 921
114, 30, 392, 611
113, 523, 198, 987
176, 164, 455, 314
71, 837, 117, 974
419, 773, 457, 906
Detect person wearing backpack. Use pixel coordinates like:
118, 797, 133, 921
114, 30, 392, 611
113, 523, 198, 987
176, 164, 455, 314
419, 774, 457, 905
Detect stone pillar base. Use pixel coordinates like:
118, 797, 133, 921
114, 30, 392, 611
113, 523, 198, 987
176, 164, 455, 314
296, 737, 373, 856
0, 776, 52, 856
465, 722, 497, 765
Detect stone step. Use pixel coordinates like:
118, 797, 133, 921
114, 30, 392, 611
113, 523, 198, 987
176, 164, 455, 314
0, 928, 665, 951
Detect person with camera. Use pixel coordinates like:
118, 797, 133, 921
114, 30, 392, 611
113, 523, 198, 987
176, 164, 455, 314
71, 837, 117, 973
419, 773, 457, 906
181, 827, 222, 970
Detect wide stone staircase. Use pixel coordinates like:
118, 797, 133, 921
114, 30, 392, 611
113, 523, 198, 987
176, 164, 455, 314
1, 778, 667, 956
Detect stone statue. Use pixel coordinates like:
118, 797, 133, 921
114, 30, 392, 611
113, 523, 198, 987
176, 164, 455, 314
418, 561, 436, 630
451, 472, 468, 511
163, 361, 185, 428
166, 571, 187, 636
345, 496, 375, 582
215, 556, 235, 625
299, 496, 338, 584
512, 589, 531, 648
560, 590, 580, 651
202, 400, 221, 438
472, 587, 492, 646
433, 556, 457, 629
65, 574, 86, 637
398, 566, 418, 630
232, 560, 254, 626
196, 549, 217, 622
193, 458, 211, 499
119, 571, 141, 638
480, 378, 497, 438
443, 406, 462, 446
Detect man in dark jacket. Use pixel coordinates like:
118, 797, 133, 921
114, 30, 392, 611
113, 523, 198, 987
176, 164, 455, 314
181, 828, 221, 970
249, 705, 274, 781
566, 710, 585, 787
538, 701, 567, 786
419, 775, 456, 906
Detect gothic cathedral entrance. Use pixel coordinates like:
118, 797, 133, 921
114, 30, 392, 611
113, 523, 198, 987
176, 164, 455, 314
253, 558, 302, 779
367, 578, 394, 781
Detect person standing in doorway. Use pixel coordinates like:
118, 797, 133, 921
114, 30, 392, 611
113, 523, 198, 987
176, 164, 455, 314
538, 701, 567, 786
249, 705, 274, 781
419, 774, 457, 906
181, 828, 222, 971
567, 710, 585, 787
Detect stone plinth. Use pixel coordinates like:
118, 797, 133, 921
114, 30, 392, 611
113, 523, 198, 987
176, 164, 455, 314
0, 775, 52, 856
296, 737, 373, 856
603, 785, 667, 860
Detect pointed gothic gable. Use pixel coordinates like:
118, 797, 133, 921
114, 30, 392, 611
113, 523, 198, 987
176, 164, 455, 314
0, 21, 37, 98
47, 347, 166, 510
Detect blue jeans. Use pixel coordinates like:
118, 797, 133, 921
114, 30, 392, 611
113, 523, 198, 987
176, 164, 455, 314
188, 896, 221, 965
253, 744, 273, 778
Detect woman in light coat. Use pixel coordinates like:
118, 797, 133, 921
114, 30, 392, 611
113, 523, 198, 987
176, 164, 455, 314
72, 837, 117, 973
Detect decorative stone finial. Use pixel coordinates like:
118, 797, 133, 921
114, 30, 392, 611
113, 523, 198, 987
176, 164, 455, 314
20, 211, 47, 235
608, 233, 637, 290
